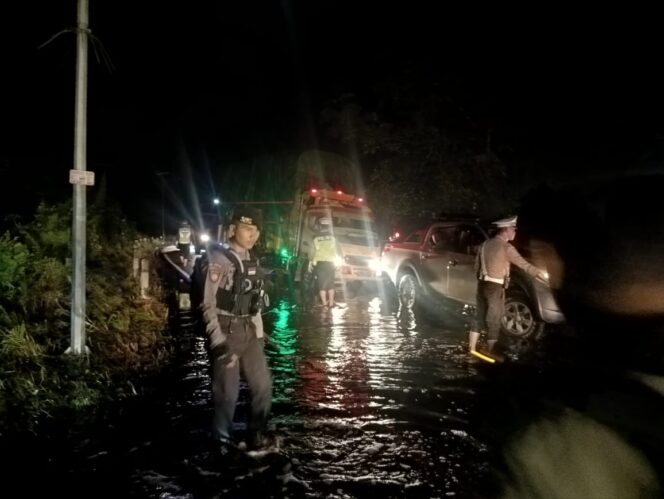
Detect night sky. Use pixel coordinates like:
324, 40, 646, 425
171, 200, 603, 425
2, 2, 663, 233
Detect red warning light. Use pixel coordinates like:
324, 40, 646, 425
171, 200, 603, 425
311, 188, 318, 194
357, 197, 364, 202
336, 190, 343, 195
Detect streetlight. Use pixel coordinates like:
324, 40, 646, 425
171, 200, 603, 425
212, 198, 221, 241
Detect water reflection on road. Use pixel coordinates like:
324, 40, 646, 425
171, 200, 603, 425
7, 294, 491, 498
223, 297, 489, 497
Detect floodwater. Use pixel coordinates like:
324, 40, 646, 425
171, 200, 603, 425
3, 292, 495, 498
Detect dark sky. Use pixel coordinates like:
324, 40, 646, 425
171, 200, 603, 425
2, 2, 663, 232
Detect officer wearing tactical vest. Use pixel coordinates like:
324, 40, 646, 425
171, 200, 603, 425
469, 215, 547, 357
201, 207, 273, 450
310, 217, 338, 308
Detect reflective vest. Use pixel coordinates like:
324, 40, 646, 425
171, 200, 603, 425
178, 225, 192, 245
313, 235, 337, 262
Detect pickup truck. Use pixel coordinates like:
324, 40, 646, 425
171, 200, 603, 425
381, 218, 564, 338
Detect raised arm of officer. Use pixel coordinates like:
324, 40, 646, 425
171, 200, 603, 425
494, 215, 548, 281
506, 244, 544, 278
201, 250, 232, 349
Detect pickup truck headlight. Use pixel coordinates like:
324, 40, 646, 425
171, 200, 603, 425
333, 256, 344, 267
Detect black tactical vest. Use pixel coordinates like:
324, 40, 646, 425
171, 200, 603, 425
215, 247, 264, 316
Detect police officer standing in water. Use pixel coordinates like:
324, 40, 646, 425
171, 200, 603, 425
201, 207, 273, 451
310, 217, 338, 309
469, 215, 547, 358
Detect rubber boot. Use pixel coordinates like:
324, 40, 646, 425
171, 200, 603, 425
469, 331, 480, 352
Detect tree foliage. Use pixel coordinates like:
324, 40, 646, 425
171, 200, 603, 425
0, 200, 168, 432
321, 89, 516, 231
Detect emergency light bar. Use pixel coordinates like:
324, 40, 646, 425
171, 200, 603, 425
306, 188, 366, 208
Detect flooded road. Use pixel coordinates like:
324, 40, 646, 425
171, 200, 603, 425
5, 293, 493, 498
262, 298, 487, 498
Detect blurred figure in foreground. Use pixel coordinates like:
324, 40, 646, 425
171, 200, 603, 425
477, 172, 664, 498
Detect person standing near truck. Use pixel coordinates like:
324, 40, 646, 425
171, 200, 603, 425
310, 217, 338, 309
469, 215, 548, 358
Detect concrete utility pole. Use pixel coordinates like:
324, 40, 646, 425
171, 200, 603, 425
68, 0, 91, 355
156, 171, 170, 240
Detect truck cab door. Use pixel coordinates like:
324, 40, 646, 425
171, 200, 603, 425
420, 226, 456, 297
445, 225, 486, 305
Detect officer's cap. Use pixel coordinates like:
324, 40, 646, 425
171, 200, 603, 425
493, 215, 518, 228
230, 207, 262, 230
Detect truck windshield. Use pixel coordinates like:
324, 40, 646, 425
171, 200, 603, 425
331, 216, 377, 233
327, 215, 378, 247
336, 233, 379, 247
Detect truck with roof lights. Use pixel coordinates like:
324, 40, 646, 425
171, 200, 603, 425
286, 188, 383, 288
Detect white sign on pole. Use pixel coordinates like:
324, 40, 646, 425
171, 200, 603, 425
69, 169, 95, 186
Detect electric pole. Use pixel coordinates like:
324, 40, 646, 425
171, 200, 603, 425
156, 171, 169, 240
68, 0, 91, 355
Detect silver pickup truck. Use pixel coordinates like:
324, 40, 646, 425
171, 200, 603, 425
381, 218, 564, 338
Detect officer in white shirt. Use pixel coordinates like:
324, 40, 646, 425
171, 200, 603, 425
469, 215, 547, 356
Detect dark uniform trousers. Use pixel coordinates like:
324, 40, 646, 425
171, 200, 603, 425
211, 315, 272, 440
476, 280, 505, 341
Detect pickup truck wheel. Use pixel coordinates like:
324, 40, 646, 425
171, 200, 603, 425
397, 273, 418, 309
501, 292, 542, 338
